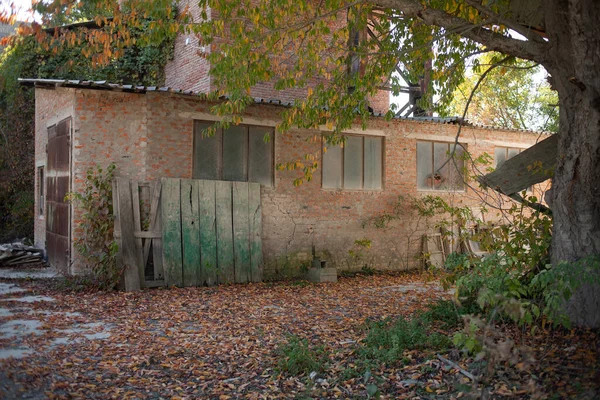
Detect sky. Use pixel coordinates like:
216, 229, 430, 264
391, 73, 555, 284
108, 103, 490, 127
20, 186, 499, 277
1, 0, 36, 22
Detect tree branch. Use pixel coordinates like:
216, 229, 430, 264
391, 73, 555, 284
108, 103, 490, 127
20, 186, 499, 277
367, 0, 548, 64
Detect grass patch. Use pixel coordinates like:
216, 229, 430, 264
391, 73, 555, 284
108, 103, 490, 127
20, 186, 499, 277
276, 335, 326, 376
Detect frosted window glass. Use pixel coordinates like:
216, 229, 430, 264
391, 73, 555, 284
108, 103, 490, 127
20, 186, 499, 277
223, 125, 247, 181
249, 127, 273, 186
508, 148, 520, 160
323, 144, 342, 189
447, 145, 465, 190
417, 141, 433, 190
495, 147, 507, 167
364, 137, 382, 190
193, 121, 221, 180
344, 136, 363, 189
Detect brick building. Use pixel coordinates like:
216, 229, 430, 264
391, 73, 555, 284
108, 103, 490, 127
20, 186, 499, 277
25, 78, 548, 279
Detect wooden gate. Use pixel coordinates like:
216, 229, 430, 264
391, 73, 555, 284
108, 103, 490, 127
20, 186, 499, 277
113, 178, 263, 290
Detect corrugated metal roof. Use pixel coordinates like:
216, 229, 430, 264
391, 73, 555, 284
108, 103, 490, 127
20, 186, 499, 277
17, 78, 551, 134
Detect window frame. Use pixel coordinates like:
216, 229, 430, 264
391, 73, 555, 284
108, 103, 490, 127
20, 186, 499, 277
321, 134, 385, 191
416, 140, 466, 192
38, 166, 44, 217
192, 121, 275, 187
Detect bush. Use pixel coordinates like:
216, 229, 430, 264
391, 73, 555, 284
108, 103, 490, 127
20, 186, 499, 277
67, 164, 121, 290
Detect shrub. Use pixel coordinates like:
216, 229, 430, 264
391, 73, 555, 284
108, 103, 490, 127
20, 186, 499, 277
66, 163, 121, 290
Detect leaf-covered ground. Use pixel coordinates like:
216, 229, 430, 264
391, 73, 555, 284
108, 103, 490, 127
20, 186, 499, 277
1, 272, 598, 399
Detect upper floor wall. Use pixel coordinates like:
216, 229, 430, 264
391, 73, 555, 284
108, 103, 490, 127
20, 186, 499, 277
164, 0, 391, 114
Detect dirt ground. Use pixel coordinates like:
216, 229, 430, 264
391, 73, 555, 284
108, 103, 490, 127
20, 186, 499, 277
1, 269, 598, 399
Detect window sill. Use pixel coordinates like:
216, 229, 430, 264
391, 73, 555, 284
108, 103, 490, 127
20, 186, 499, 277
416, 188, 467, 194
321, 187, 384, 193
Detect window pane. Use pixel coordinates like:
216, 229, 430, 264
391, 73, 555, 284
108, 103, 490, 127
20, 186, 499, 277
417, 141, 433, 190
507, 148, 520, 160
322, 142, 342, 189
343, 136, 363, 189
495, 147, 507, 167
447, 145, 465, 190
193, 121, 221, 180
223, 125, 247, 181
248, 126, 273, 186
364, 137, 382, 190
433, 142, 449, 190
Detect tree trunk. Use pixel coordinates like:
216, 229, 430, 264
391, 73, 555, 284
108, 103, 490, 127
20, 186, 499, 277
545, 0, 600, 327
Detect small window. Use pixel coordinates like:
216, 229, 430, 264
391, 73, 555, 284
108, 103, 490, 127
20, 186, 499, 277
417, 141, 465, 191
38, 167, 44, 216
193, 121, 274, 186
322, 135, 383, 190
494, 147, 522, 168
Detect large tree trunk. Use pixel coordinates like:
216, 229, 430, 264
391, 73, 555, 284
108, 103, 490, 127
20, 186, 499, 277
546, 0, 600, 327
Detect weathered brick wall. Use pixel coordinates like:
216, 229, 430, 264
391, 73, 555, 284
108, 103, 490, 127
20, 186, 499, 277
164, 0, 211, 93
69, 89, 148, 273
33, 88, 76, 255
35, 87, 545, 278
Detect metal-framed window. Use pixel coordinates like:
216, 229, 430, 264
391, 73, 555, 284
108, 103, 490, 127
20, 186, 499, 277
322, 135, 383, 190
193, 121, 274, 187
416, 141, 466, 191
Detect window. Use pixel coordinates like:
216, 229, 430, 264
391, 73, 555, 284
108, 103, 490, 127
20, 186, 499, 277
494, 147, 522, 167
38, 167, 44, 216
417, 141, 465, 191
193, 121, 274, 186
322, 135, 383, 190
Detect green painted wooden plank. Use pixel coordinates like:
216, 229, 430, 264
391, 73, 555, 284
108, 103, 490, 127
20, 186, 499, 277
181, 179, 200, 287
215, 181, 234, 284
161, 178, 183, 287
232, 181, 251, 283
199, 180, 217, 286
248, 182, 263, 282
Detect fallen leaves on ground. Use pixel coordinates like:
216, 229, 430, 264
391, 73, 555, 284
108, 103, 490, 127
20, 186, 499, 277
0, 272, 598, 399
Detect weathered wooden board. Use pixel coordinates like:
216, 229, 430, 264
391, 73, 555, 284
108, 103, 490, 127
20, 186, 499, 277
116, 177, 141, 291
130, 181, 146, 287
181, 179, 201, 287
161, 178, 183, 287
199, 180, 218, 286
233, 182, 251, 283
480, 134, 557, 195
248, 182, 263, 283
215, 181, 235, 284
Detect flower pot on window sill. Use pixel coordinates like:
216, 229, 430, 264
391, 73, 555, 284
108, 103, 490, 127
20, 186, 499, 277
426, 173, 445, 189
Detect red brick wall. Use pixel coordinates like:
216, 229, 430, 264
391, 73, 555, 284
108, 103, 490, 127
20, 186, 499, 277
35, 87, 546, 277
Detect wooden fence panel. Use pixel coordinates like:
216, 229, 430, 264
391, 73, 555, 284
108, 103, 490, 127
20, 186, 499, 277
115, 177, 141, 291
233, 182, 251, 283
249, 183, 263, 283
215, 181, 235, 284
181, 179, 201, 287
161, 178, 183, 287
199, 180, 218, 286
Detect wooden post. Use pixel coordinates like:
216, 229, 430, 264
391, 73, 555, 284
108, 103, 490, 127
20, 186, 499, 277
116, 177, 141, 291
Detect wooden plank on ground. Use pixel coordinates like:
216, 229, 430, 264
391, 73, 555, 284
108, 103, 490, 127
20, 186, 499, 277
161, 178, 183, 287
215, 181, 234, 284
199, 180, 217, 286
233, 181, 251, 283
130, 181, 146, 287
248, 182, 263, 282
181, 179, 201, 287
116, 177, 141, 291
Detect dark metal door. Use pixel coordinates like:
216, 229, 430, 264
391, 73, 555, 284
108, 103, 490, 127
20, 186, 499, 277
46, 118, 71, 271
